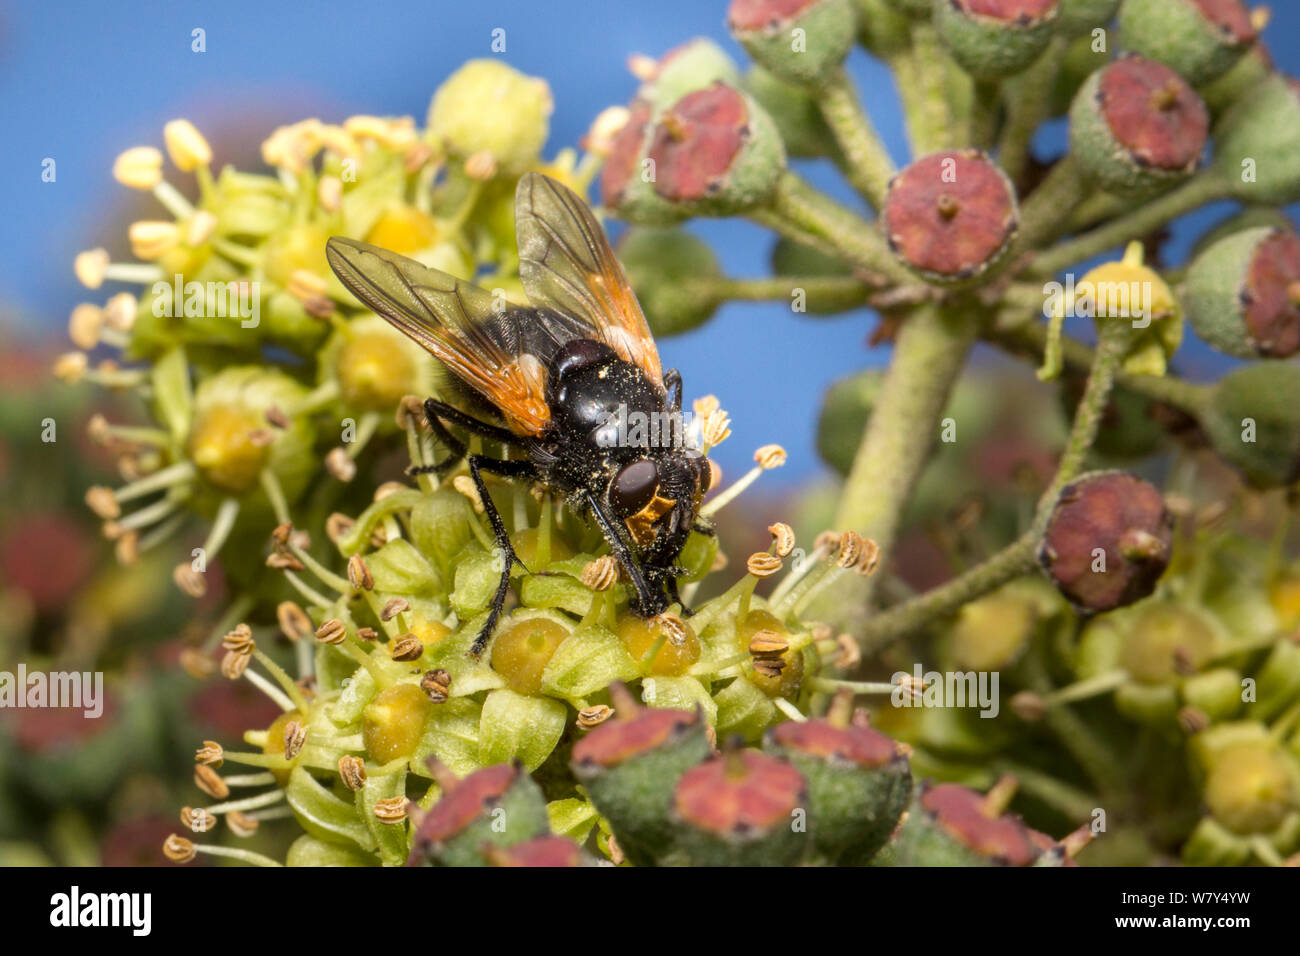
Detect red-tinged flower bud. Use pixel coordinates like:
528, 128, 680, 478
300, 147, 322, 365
601, 99, 690, 226
1118, 0, 1256, 86
764, 716, 912, 864
1069, 56, 1208, 199
935, 0, 1062, 80
1037, 472, 1173, 612
727, 0, 856, 88
482, 835, 593, 867
1186, 227, 1300, 359
570, 688, 712, 866
671, 747, 809, 866
882, 150, 1019, 283
647, 83, 786, 216
407, 761, 550, 867
887, 781, 1042, 866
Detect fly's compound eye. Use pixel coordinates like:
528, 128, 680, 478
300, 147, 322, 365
610, 458, 659, 518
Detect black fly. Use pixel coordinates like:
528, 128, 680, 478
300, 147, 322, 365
326, 173, 713, 656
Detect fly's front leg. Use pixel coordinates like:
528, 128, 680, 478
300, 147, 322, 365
584, 490, 667, 618
465, 453, 537, 657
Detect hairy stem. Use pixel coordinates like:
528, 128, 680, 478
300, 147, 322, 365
753, 172, 912, 284
1029, 172, 1231, 277
830, 303, 976, 624
691, 274, 871, 313
818, 68, 897, 210
996, 40, 1063, 187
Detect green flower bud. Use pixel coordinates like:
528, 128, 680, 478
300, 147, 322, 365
1199, 40, 1273, 115
366, 538, 441, 596
187, 366, 316, 503
647, 83, 787, 216
886, 781, 1041, 866
941, 582, 1041, 671
570, 693, 712, 866
764, 714, 912, 864
882, 150, 1019, 283
670, 747, 809, 866
1180, 667, 1243, 721
770, 235, 854, 278
363, 682, 432, 764
490, 616, 571, 695
641, 38, 743, 110
1037, 471, 1173, 612
1255, 639, 1300, 722
1185, 226, 1300, 358
746, 65, 841, 158
408, 761, 551, 866
1201, 362, 1300, 487
1118, 0, 1256, 86
618, 613, 702, 676
1068, 56, 1209, 199
321, 315, 436, 414
1056, 0, 1121, 36
1121, 601, 1219, 684
427, 60, 552, 174
617, 227, 723, 336
727, 0, 857, 88
1188, 206, 1293, 259
1114, 680, 1179, 725
1213, 74, 1300, 204
817, 369, 886, 475
1203, 740, 1300, 835
935, 0, 1062, 81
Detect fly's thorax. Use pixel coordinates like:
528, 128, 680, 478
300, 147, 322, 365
545, 338, 669, 455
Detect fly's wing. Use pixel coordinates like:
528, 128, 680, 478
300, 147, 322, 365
325, 237, 551, 436
514, 172, 665, 385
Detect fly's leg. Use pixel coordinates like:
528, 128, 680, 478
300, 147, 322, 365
408, 398, 524, 477
584, 490, 667, 618
465, 453, 539, 657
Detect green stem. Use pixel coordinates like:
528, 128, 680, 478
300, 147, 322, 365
829, 305, 976, 624
1042, 322, 1127, 502
992, 760, 1099, 823
905, 22, 955, 153
855, 531, 1038, 653
818, 68, 897, 210
1029, 172, 1231, 277
754, 172, 912, 284
984, 316, 1213, 414
996, 40, 1063, 187
969, 80, 1001, 150
1014, 155, 1086, 253
695, 275, 871, 313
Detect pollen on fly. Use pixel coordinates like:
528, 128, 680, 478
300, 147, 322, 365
326, 172, 714, 658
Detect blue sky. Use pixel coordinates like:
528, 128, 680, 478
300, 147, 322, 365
1, 0, 1297, 482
